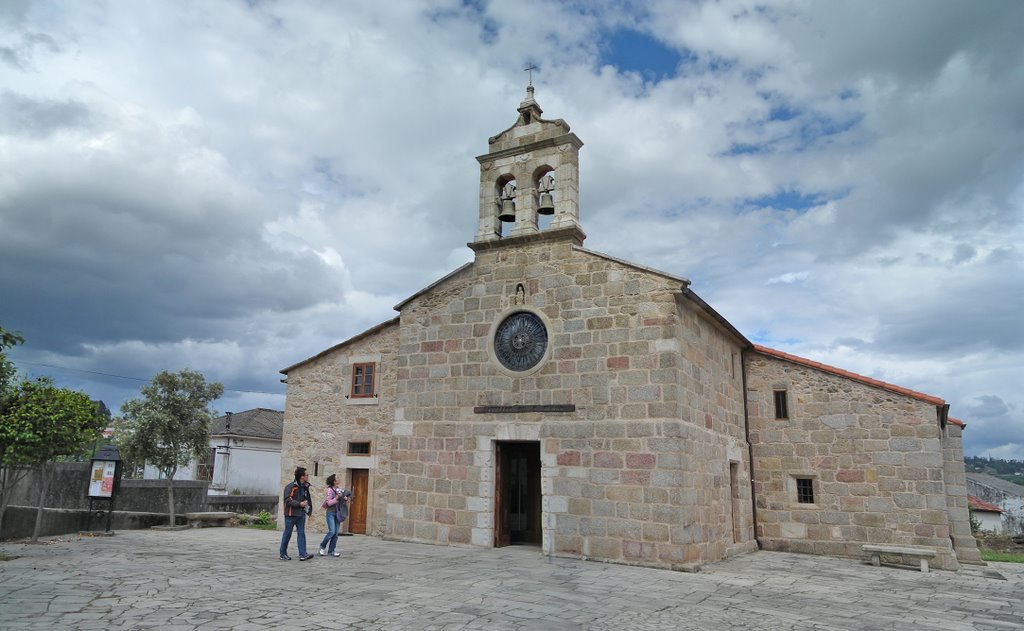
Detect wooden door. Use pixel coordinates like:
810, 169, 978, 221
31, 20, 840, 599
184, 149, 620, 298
494, 443, 510, 547
349, 469, 368, 534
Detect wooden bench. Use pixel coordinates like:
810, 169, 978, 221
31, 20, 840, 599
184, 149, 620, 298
184, 512, 236, 528
862, 544, 937, 573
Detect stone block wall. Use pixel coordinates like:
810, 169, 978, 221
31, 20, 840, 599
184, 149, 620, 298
941, 424, 983, 562
281, 321, 399, 536
385, 236, 755, 567
745, 351, 963, 570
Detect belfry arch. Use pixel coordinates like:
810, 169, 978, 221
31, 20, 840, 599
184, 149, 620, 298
474, 85, 584, 244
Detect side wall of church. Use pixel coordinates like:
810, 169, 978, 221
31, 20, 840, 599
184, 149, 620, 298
745, 352, 961, 570
385, 238, 756, 568
280, 323, 400, 537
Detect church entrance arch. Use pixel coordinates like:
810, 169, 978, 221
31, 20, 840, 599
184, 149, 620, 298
494, 441, 542, 547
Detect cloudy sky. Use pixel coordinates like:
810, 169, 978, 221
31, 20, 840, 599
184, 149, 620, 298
2, 1, 1022, 459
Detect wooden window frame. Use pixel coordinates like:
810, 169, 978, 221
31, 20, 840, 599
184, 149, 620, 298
350, 362, 376, 398
347, 442, 371, 456
773, 389, 789, 419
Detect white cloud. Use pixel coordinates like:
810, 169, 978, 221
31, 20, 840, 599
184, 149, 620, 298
1, 1, 1021, 459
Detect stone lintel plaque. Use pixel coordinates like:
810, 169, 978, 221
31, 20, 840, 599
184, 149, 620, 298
473, 404, 576, 414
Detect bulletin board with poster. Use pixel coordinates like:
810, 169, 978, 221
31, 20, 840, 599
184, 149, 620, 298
88, 460, 117, 498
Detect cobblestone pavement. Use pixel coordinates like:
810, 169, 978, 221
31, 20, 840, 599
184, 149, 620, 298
1, 528, 1022, 630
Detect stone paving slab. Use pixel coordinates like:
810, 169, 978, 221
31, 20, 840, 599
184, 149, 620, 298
0, 528, 1022, 630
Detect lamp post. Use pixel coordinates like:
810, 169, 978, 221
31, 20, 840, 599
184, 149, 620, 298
86, 444, 122, 534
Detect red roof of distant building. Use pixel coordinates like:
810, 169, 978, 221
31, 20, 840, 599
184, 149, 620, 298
968, 496, 1003, 513
751, 345, 946, 407
947, 416, 966, 428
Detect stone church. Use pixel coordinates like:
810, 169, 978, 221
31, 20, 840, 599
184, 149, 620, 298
279, 86, 980, 571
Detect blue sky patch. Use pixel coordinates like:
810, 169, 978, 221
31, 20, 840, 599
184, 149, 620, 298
747, 189, 833, 212
600, 28, 688, 81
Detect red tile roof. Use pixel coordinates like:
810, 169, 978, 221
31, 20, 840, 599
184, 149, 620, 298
947, 416, 966, 428
968, 495, 1003, 513
751, 345, 946, 407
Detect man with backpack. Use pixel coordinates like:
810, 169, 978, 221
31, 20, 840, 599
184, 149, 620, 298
279, 467, 315, 561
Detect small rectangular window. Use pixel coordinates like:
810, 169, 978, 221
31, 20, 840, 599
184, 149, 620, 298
348, 442, 371, 456
351, 363, 376, 398
773, 390, 789, 419
313, 461, 320, 477
195, 448, 215, 481
796, 478, 814, 504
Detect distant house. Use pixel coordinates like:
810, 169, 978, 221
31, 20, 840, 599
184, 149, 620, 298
968, 495, 1004, 533
966, 472, 1024, 536
143, 408, 283, 495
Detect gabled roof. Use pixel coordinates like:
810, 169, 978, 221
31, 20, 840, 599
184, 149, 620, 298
966, 472, 1024, 497
968, 495, 1004, 513
393, 263, 473, 311
751, 345, 948, 408
572, 246, 750, 346
280, 317, 401, 374
211, 408, 283, 440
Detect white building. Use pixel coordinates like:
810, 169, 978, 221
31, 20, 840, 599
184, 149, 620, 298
967, 472, 1024, 536
143, 408, 283, 495
968, 495, 1004, 533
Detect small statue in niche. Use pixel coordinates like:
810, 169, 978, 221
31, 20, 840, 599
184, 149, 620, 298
513, 283, 526, 306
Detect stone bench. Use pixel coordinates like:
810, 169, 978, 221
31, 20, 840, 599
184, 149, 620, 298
184, 512, 235, 528
862, 544, 938, 573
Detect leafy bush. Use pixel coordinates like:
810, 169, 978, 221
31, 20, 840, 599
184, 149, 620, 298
256, 510, 273, 526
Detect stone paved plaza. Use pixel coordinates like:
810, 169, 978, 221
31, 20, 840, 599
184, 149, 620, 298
0, 528, 1021, 630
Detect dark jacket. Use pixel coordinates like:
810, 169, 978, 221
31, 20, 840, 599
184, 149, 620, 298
283, 480, 312, 517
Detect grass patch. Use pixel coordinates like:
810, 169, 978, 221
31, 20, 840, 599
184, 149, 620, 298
980, 549, 1024, 563
0, 554, 17, 562
244, 523, 278, 531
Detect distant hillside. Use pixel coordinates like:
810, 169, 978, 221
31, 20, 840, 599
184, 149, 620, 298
965, 456, 1024, 487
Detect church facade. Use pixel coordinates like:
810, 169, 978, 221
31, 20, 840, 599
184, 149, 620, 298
279, 88, 980, 571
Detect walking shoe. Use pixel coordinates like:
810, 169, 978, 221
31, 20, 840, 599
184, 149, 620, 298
333, 552, 341, 557
279, 554, 291, 561
318, 548, 326, 556
299, 554, 315, 561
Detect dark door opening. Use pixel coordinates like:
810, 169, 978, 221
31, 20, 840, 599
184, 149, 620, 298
494, 441, 541, 547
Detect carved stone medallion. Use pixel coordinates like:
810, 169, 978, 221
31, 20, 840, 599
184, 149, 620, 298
493, 311, 548, 372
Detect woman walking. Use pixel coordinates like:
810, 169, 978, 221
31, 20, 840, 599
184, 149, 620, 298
318, 474, 351, 557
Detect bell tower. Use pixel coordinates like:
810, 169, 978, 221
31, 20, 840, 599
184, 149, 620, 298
473, 85, 584, 245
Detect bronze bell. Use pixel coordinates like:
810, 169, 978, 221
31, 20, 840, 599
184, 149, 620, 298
537, 192, 555, 215
498, 198, 516, 222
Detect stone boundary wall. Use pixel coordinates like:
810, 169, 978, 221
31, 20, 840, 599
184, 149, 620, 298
207, 495, 278, 516
1, 507, 172, 540
1, 462, 213, 540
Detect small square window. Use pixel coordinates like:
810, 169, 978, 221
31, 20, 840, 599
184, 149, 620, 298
796, 478, 815, 504
773, 390, 789, 419
348, 442, 371, 456
351, 363, 376, 398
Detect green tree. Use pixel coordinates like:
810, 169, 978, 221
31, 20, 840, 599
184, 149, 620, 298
0, 324, 27, 536
0, 324, 24, 408
114, 369, 223, 526
0, 377, 105, 540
